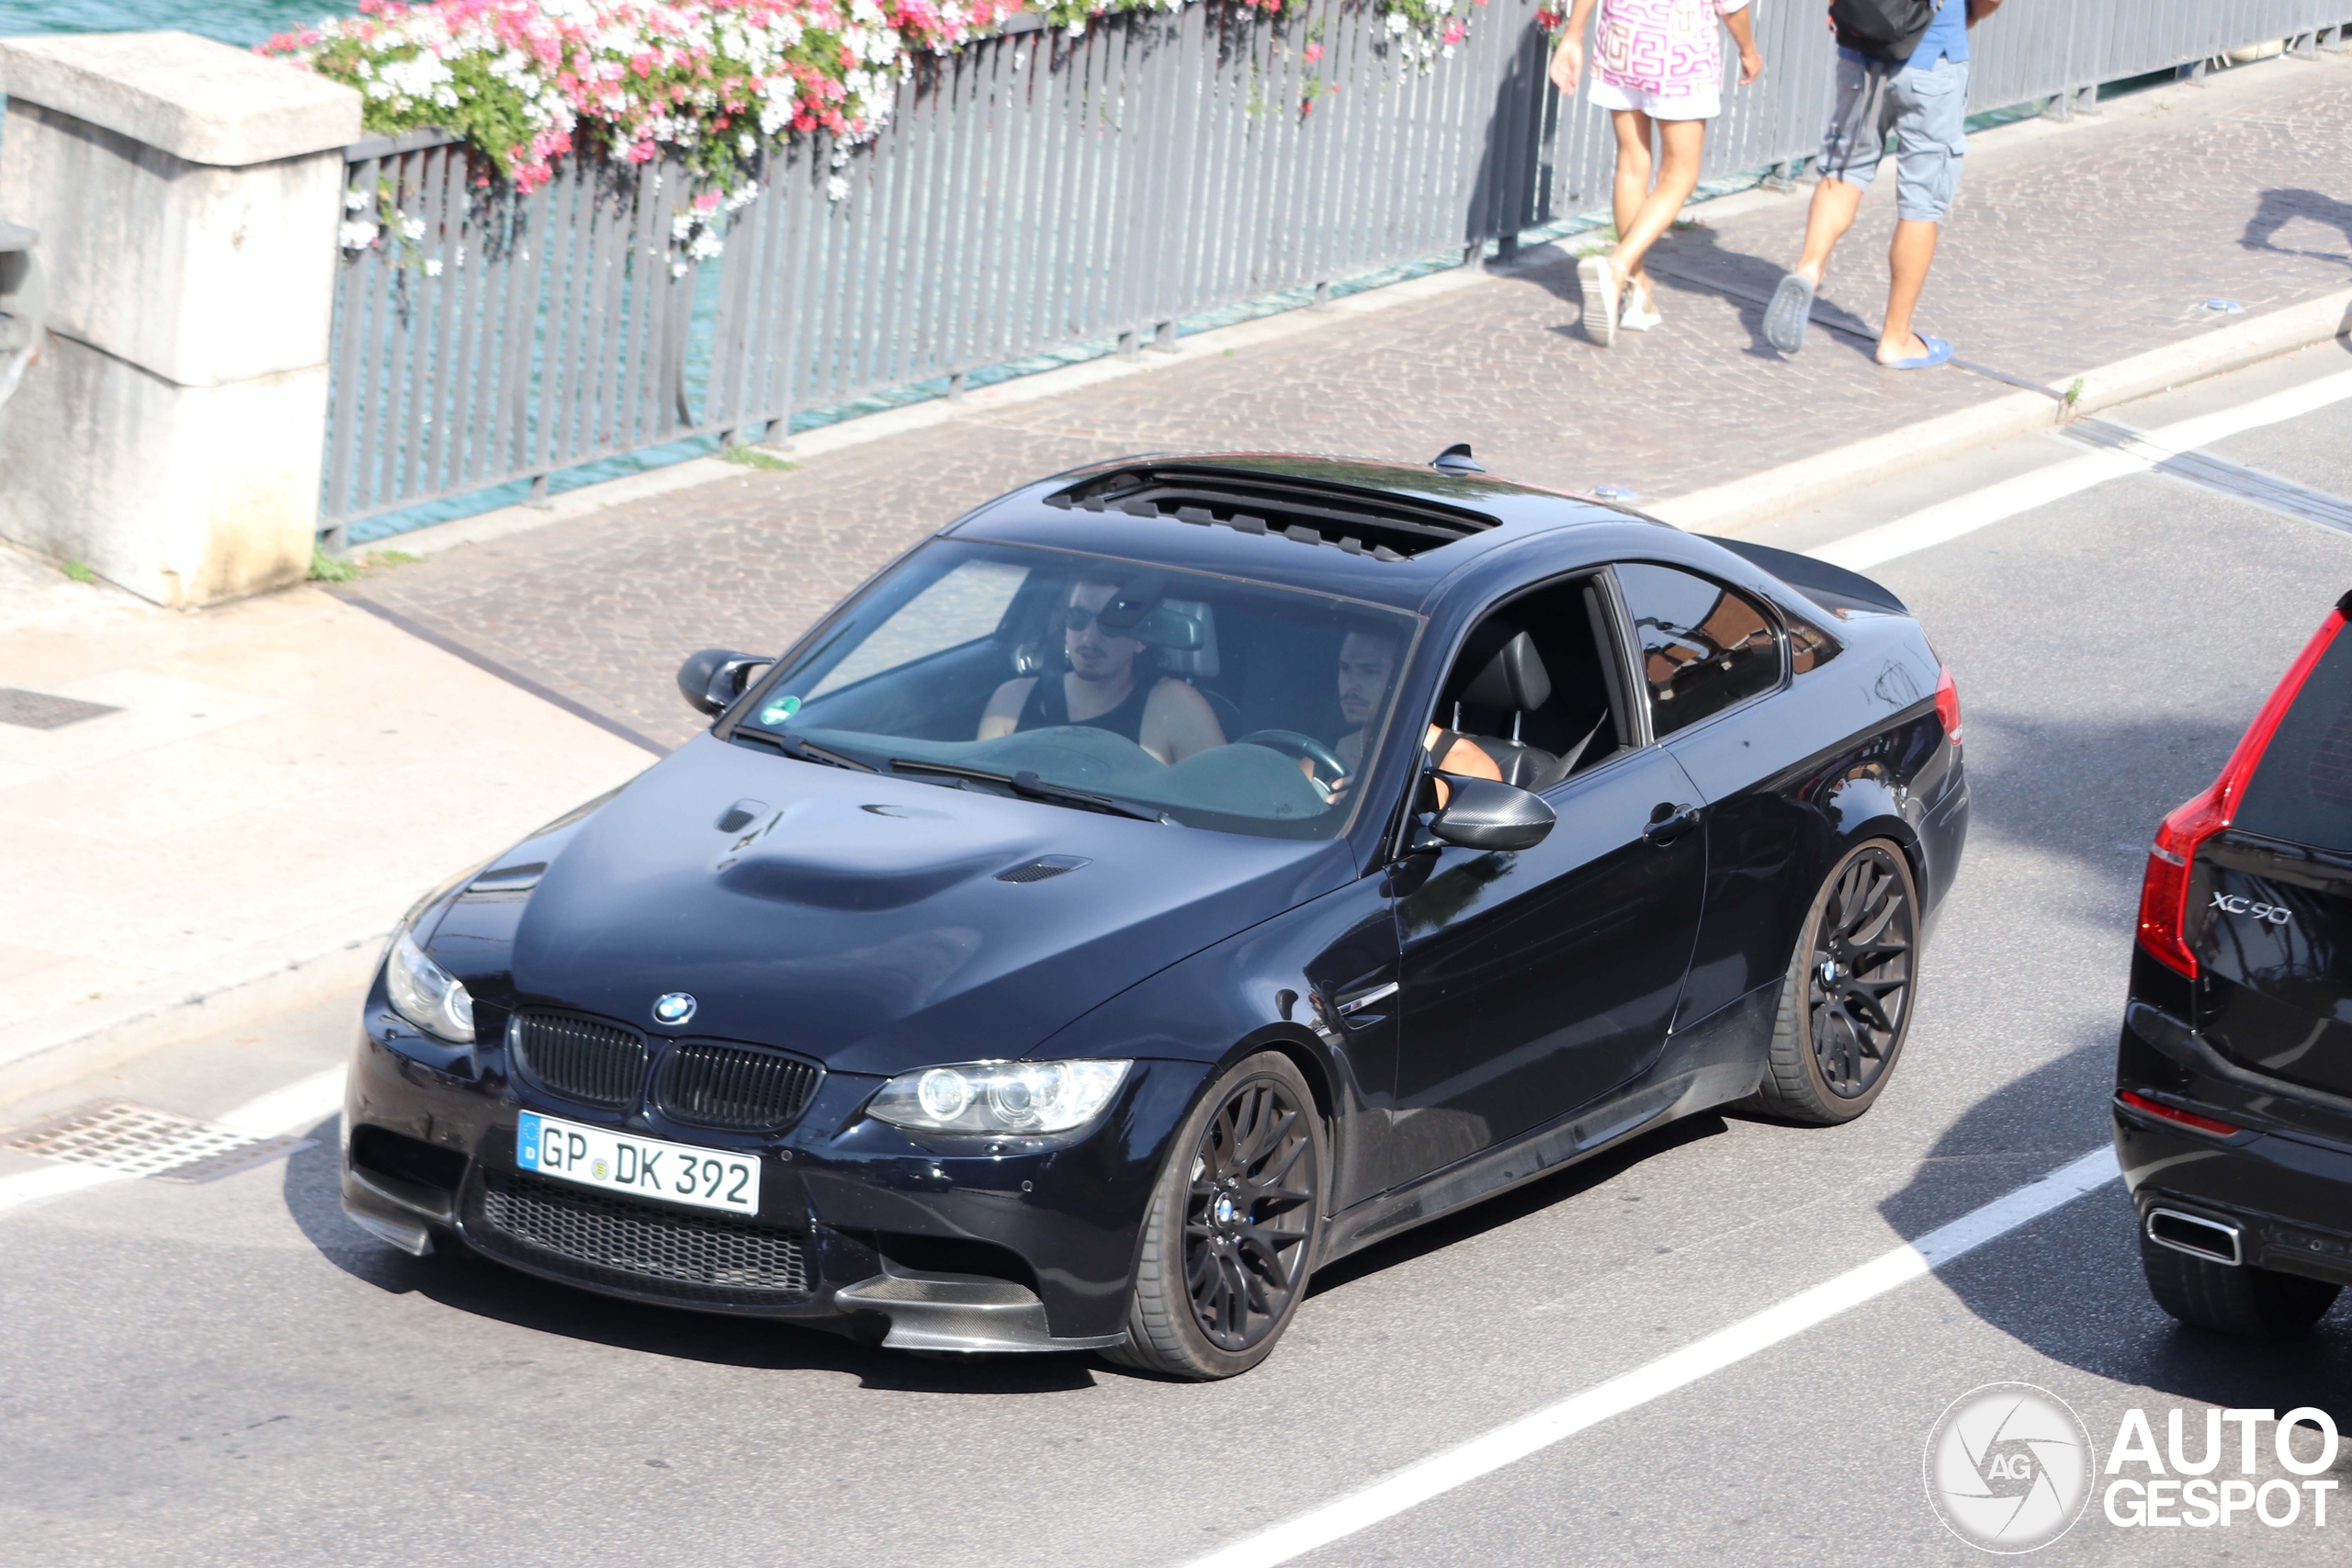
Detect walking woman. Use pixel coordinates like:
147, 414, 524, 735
1549, 0, 1763, 346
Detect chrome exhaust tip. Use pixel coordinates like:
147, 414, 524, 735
2148, 1206, 2243, 1267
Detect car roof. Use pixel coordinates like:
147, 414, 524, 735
942, 451, 1668, 613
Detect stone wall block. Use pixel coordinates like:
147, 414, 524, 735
0, 31, 362, 606
0, 102, 347, 386
0, 333, 326, 605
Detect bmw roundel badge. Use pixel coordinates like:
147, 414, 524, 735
651, 992, 697, 1027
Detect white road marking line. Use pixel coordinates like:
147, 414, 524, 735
1183, 1145, 2121, 1568
1815, 367, 2352, 570
0, 1066, 345, 1218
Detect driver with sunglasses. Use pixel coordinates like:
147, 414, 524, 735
977, 575, 1227, 764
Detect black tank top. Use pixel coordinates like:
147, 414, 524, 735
1017, 672, 1156, 744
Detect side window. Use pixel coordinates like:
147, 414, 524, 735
1613, 563, 1783, 736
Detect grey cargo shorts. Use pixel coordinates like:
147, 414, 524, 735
1816, 53, 1970, 222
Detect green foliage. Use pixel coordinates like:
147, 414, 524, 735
309, 547, 361, 582
62, 559, 96, 583
721, 445, 798, 471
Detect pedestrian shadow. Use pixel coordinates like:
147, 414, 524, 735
1879, 1044, 2352, 1427
277, 1119, 1102, 1394
1511, 223, 1887, 363
2242, 188, 2352, 267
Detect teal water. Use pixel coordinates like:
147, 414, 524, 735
0, 0, 354, 47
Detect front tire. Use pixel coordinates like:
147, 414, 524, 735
2139, 1232, 2342, 1338
1104, 1052, 1325, 1380
1747, 839, 1919, 1125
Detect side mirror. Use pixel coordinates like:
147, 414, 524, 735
1423, 775, 1555, 852
677, 648, 772, 716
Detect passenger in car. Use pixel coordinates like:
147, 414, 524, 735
1327, 626, 1502, 801
977, 575, 1227, 764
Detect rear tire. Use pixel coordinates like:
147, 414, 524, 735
2139, 1232, 2341, 1338
1103, 1052, 1325, 1381
1746, 839, 1919, 1125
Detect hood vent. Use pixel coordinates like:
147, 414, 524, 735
1045, 464, 1498, 559
997, 854, 1091, 884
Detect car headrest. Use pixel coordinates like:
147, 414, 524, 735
1153, 599, 1220, 679
1460, 631, 1551, 713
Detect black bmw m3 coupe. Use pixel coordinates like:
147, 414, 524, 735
343, 450, 1968, 1377
2118, 589, 2352, 1338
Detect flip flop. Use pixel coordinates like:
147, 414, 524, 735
1883, 334, 1955, 370
1763, 272, 1813, 354
1578, 254, 1622, 348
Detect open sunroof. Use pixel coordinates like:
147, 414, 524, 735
1043, 464, 1501, 560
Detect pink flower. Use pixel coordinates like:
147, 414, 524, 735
694, 189, 722, 210
1303, 41, 1321, 62
628, 138, 659, 162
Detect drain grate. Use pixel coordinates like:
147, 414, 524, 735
0, 688, 121, 730
2, 1101, 314, 1183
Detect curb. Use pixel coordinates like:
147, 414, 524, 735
1651, 288, 2352, 534
0, 935, 383, 1103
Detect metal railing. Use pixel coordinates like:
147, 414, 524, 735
319, 0, 2352, 534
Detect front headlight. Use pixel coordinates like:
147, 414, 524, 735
867, 1059, 1130, 1135
384, 928, 476, 1043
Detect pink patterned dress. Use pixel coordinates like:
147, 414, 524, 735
1589, 0, 1752, 120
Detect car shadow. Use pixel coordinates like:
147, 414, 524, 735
1880, 1046, 2352, 1427
277, 1119, 1102, 1394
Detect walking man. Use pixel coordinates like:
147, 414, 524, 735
1763, 0, 2004, 367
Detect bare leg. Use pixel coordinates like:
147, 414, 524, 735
1876, 217, 1938, 362
1793, 175, 1864, 287
1610, 116, 1705, 280
1609, 108, 1656, 286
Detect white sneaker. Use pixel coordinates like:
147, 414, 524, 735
1621, 282, 1662, 333
1577, 254, 1622, 347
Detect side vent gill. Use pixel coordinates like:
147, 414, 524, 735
1044, 465, 1499, 560
997, 854, 1091, 884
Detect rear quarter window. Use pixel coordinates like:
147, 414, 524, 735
1614, 563, 1784, 735
2236, 634, 2352, 853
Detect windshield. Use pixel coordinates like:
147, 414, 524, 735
736, 541, 1420, 840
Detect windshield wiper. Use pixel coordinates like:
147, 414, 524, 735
733, 728, 876, 772
887, 760, 1168, 823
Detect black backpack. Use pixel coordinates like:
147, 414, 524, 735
1831, 0, 1939, 62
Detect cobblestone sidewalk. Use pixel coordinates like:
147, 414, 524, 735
346, 51, 2352, 748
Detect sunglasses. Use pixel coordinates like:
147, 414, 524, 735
1059, 605, 1132, 635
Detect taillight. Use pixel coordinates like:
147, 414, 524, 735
2135, 605, 2347, 977
2117, 1090, 2241, 1138
1933, 665, 1962, 747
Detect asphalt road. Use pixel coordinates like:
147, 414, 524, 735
6, 344, 2352, 1567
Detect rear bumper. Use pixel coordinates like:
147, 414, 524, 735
2112, 1000, 2352, 1289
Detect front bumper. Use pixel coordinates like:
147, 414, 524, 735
2113, 1000, 2352, 1289
344, 987, 1203, 1352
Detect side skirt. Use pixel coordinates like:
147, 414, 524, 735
1316, 983, 1778, 1269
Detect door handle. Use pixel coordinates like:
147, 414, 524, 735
1643, 804, 1701, 845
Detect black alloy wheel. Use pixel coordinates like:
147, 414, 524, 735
1106, 1052, 1325, 1379
1747, 839, 1919, 1124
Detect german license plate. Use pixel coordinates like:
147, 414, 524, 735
516, 1111, 761, 1215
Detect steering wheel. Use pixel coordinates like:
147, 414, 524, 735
1235, 728, 1348, 784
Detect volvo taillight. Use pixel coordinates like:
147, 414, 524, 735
2135, 605, 2347, 977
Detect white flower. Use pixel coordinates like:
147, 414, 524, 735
401, 216, 425, 242
1386, 10, 1409, 31
338, 219, 379, 250
424, 257, 445, 276
344, 187, 369, 213
826, 174, 850, 201
670, 260, 690, 277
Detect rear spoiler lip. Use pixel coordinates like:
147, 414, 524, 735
1701, 536, 1910, 617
